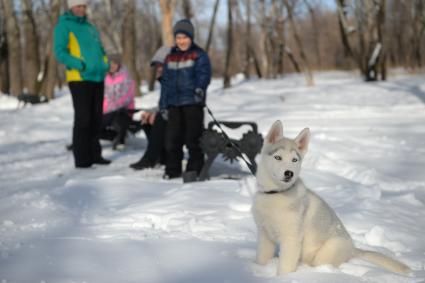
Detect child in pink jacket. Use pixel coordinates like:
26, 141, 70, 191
101, 54, 135, 149
103, 55, 135, 114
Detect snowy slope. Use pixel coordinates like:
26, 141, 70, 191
1, 71, 425, 283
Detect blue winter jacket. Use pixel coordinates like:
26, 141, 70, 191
161, 44, 212, 108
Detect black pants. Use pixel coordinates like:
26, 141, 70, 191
141, 112, 167, 165
69, 81, 104, 167
101, 109, 132, 146
165, 105, 204, 175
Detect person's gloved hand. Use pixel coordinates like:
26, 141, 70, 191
195, 88, 204, 98
160, 109, 168, 121
140, 111, 150, 124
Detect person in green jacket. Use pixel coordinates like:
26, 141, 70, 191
54, 0, 110, 168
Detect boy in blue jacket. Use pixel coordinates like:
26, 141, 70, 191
162, 19, 212, 179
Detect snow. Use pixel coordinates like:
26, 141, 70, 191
1, 71, 425, 282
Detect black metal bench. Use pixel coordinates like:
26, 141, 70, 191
198, 120, 263, 181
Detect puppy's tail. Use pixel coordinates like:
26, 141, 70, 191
356, 248, 411, 274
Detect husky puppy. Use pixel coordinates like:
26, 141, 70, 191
252, 120, 410, 275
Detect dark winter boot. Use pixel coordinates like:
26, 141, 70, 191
162, 172, 182, 180
93, 157, 112, 165
183, 171, 198, 183
129, 157, 155, 170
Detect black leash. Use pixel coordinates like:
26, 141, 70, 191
132, 104, 258, 176
204, 105, 257, 176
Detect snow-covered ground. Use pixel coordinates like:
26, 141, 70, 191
1, 71, 425, 283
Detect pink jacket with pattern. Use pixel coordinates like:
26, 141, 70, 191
103, 67, 135, 114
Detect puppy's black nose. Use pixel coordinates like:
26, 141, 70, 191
284, 171, 294, 178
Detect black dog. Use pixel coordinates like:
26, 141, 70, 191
17, 94, 48, 108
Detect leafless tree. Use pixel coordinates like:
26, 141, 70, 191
241, 0, 262, 78
243, 0, 251, 78
92, 0, 123, 53
303, 0, 321, 68
336, 0, 387, 81
385, 0, 425, 69
355, 0, 386, 81
0, 0, 422, 97
410, 0, 425, 68
223, 0, 234, 88
122, 0, 140, 95
2, 0, 23, 96
182, 0, 193, 19
284, 46, 301, 73
376, 0, 387, 80
336, 0, 355, 59
283, 0, 314, 85
159, 0, 177, 47
205, 0, 220, 54
40, 0, 61, 100
0, 2, 9, 94
256, 0, 271, 77
22, 0, 41, 95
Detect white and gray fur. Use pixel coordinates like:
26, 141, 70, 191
252, 120, 411, 275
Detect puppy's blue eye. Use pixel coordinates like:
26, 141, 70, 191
292, 158, 298, 162
274, 155, 282, 161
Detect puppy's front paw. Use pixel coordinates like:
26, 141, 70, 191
256, 254, 272, 265
277, 264, 297, 275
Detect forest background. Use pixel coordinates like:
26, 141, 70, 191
0, 0, 423, 99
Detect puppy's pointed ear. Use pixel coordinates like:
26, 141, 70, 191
294, 128, 310, 156
266, 120, 283, 144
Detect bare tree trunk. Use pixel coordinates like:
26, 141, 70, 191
2, 0, 22, 97
336, 0, 389, 81
244, 1, 262, 78
336, 0, 368, 73
392, 1, 405, 67
358, 0, 386, 81
276, 14, 285, 75
411, 0, 425, 68
182, 0, 193, 19
122, 0, 141, 96
336, 0, 356, 59
0, 40, 8, 93
159, 0, 177, 47
232, 0, 244, 77
268, 0, 278, 78
355, 1, 368, 76
303, 0, 321, 69
243, 0, 251, 79
21, 0, 40, 95
223, 0, 233, 88
205, 0, 220, 53
102, 0, 122, 53
0, 4, 9, 94
283, 0, 314, 86
377, 0, 387, 80
258, 0, 271, 78
249, 46, 262, 78
265, 5, 274, 78
284, 46, 301, 73
40, 0, 61, 100
270, 0, 286, 78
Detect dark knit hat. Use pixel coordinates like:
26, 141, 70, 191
173, 19, 194, 40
